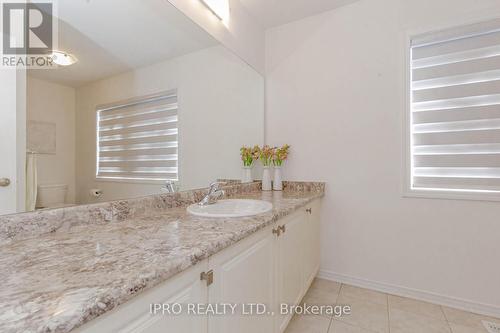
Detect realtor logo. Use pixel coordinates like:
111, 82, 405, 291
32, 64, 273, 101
1, 1, 57, 67
2, 2, 52, 54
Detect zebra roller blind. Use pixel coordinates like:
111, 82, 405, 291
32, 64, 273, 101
96, 91, 178, 182
410, 20, 500, 195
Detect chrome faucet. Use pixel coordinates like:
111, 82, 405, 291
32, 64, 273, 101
161, 180, 177, 193
198, 182, 225, 206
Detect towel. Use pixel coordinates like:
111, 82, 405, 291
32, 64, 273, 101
25, 153, 37, 211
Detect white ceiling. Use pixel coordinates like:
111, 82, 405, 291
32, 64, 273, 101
29, 0, 218, 87
239, 0, 360, 29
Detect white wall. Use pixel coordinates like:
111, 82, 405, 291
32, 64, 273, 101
167, 0, 265, 75
27, 77, 76, 204
76, 45, 264, 204
266, 0, 500, 315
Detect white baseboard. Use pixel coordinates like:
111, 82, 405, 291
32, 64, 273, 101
317, 269, 500, 319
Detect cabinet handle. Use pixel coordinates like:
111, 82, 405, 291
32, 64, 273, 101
200, 270, 214, 286
306, 208, 312, 214
272, 227, 281, 237
279, 225, 286, 234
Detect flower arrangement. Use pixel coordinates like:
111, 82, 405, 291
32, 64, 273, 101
240, 145, 260, 167
273, 144, 291, 167
258, 145, 275, 167
241, 144, 291, 190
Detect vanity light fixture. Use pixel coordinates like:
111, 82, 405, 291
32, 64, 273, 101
50, 51, 78, 66
200, 0, 229, 22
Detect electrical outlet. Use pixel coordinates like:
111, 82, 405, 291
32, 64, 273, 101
483, 321, 500, 333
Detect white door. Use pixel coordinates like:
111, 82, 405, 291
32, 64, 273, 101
276, 213, 306, 333
208, 227, 275, 333
0, 67, 24, 215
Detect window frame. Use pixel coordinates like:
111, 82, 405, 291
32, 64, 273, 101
95, 90, 179, 185
402, 20, 500, 202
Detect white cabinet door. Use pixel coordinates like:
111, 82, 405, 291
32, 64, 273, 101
75, 261, 208, 333
275, 212, 307, 333
303, 200, 321, 290
208, 226, 275, 333
310, 200, 321, 277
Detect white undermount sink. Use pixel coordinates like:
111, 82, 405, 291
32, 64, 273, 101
187, 199, 273, 218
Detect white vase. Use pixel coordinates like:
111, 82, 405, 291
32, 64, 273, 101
262, 166, 272, 191
242, 166, 252, 183
273, 166, 283, 191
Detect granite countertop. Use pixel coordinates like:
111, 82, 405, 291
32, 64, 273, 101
0, 184, 324, 333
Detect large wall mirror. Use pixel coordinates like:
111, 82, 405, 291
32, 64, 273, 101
0, 0, 264, 216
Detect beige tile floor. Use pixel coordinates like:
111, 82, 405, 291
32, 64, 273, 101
285, 278, 500, 333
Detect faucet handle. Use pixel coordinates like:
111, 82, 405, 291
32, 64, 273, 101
208, 181, 222, 193
161, 180, 176, 193
213, 189, 225, 200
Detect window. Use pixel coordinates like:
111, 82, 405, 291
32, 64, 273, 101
406, 20, 500, 200
96, 90, 178, 182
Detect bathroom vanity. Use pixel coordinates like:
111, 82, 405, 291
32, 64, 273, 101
77, 198, 321, 333
0, 181, 324, 333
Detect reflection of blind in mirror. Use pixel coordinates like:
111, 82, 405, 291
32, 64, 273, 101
410, 19, 500, 193
96, 90, 178, 182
